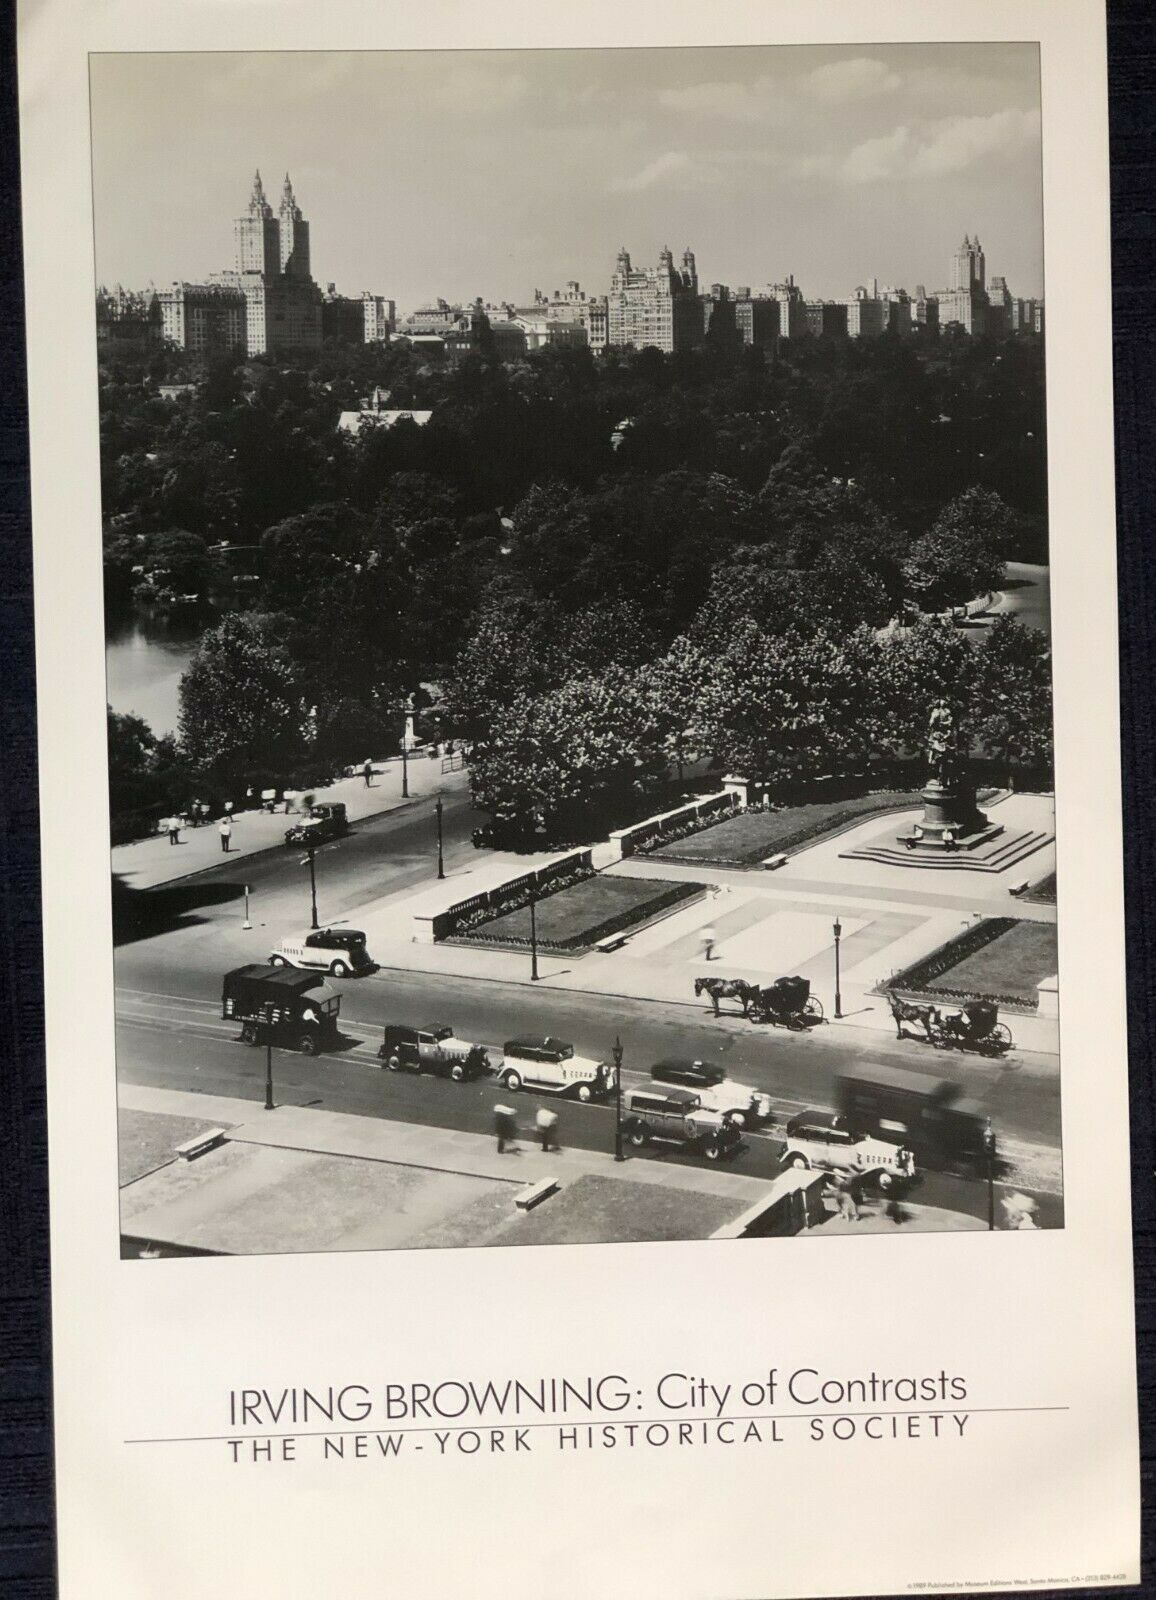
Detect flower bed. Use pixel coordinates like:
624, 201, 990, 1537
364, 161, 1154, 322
883, 917, 1057, 1010
454, 875, 702, 955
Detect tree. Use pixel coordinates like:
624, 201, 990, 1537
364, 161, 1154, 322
468, 665, 667, 841
693, 620, 873, 787
869, 620, 978, 761
972, 616, 1053, 781
903, 487, 1010, 612
178, 613, 306, 779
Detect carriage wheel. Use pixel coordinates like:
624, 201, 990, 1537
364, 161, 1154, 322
992, 1022, 1014, 1052
805, 996, 825, 1024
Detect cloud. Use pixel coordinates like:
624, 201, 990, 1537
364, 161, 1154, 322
840, 127, 912, 183
837, 107, 1041, 184
806, 58, 901, 102
911, 108, 1041, 174
655, 77, 787, 125
608, 150, 692, 192
433, 62, 529, 114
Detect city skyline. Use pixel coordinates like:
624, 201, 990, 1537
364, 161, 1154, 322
90, 43, 1044, 311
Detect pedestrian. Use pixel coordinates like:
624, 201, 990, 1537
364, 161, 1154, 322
166, 816, 180, 846
833, 1172, 859, 1223
219, 815, 232, 853
363, 759, 373, 787
493, 1104, 519, 1155
535, 1105, 560, 1153
700, 925, 717, 963
224, 799, 234, 817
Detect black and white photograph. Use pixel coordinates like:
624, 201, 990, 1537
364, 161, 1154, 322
94, 43, 1060, 1256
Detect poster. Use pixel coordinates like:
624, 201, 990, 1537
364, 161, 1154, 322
17, 0, 1140, 1594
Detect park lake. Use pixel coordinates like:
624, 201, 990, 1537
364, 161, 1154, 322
105, 615, 201, 737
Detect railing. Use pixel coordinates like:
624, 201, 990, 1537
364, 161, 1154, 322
441, 751, 466, 773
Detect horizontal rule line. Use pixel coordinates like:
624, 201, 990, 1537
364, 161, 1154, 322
124, 1405, 1070, 1445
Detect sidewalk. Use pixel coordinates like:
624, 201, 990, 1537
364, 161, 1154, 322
112, 755, 470, 892
117, 1082, 769, 1201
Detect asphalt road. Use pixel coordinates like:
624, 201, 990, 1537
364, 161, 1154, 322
114, 1002, 1061, 1228
112, 796, 1064, 1228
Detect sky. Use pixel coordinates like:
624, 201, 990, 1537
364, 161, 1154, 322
89, 44, 1044, 312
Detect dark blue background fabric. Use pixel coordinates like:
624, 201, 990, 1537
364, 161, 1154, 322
0, 2, 1150, 1593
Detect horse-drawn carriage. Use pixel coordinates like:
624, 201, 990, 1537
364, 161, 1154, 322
748, 975, 825, 1030
888, 992, 1014, 1057
695, 974, 825, 1031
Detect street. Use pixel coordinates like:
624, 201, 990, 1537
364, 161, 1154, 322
113, 796, 1064, 1232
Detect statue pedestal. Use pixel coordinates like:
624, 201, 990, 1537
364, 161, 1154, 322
896, 778, 1004, 854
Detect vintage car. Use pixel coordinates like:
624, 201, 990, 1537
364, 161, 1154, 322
649, 1058, 773, 1128
781, 1109, 911, 1183
622, 1087, 743, 1161
284, 802, 349, 847
269, 926, 373, 978
378, 1024, 490, 1081
498, 1037, 615, 1101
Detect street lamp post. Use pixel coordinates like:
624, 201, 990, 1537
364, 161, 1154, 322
304, 846, 319, 929
263, 1002, 276, 1111
612, 1036, 625, 1161
435, 795, 445, 880
401, 726, 409, 799
984, 1118, 997, 1231
529, 880, 540, 981
832, 915, 843, 1019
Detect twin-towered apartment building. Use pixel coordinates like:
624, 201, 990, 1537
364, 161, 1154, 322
95, 172, 1043, 362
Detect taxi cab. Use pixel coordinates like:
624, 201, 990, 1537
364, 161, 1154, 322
782, 1109, 911, 1181
269, 926, 374, 979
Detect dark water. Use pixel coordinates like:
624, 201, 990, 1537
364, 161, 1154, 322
105, 616, 201, 737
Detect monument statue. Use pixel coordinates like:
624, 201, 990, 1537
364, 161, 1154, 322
926, 701, 957, 781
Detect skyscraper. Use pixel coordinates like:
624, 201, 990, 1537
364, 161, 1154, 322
233, 170, 281, 277
278, 173, 311, 279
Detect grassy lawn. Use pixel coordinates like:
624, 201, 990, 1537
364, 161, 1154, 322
650, 791, 923, 865
936, 921, 1057, 1004
487, 1173, 743, 1245
1022, 871, 1056, 905
459, 873, 701, 952
896, 919, 1058, 1007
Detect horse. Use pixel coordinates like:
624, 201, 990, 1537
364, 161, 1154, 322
887, 991, 937, 1042
695, 976, 759, 1018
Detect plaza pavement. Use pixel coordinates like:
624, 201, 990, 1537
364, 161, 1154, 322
111, 752, 470, 892
334, 792, 1060, 1060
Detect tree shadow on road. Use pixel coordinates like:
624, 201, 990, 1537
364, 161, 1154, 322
111, 872, 246, 946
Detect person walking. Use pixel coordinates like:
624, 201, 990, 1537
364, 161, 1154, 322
218, 815, 233, 854
363, 759, 373, 787
700, 925, 717, 963
166, 816, 180, 846
832, 1171, 859, 1223
493, 1104, 519, 1155
535, 1105, 560, 1153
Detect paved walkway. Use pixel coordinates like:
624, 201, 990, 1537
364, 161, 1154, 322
335, 801, 1059, 1061
112, 755, 469, 892
118, 1082, 772, 1201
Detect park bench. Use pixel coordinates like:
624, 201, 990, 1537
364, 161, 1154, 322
514, 1178, 559, 1212
174, 1128, 227, 1162
594, 933, 630, 953
1008, 879, 1030, 897
761, 852, 789, 870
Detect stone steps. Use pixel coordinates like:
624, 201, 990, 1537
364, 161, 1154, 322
840, 828, 1053, 874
